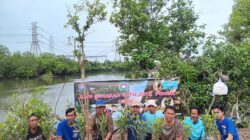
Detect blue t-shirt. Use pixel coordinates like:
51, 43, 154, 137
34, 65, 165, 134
216, 117, 239, 140
183, 117, 205, 140
56, 119, 80, 140
142, 111, 164, 133
127, 114, 146, 140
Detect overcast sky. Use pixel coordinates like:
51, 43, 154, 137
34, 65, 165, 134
0, 0, 233, 61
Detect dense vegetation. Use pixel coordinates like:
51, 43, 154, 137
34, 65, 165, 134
111, 0, 250, 127
0, 46, 131, 79
0, 0, 249, 139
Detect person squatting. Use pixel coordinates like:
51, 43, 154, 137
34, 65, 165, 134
26, 100, 239, 140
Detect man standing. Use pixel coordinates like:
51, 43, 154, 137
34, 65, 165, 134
161, 106, 183, 140
26, 113, 45, 140
56, 108, 80, 140
183, 106, 205, 140
88, 99, 114, 140
143, 99, 164, 140
212, 104, 239, 140
128, 100, 146, 140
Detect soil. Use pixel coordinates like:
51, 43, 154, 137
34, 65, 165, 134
238, 128, 250, 140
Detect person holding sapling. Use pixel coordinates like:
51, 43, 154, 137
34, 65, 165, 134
88, 99, 114, 140
183, 106, 205, 140
143, 99, 164, 140
160, 105, 183, 140
127, 100, 147, 140
212, 104, 239, 140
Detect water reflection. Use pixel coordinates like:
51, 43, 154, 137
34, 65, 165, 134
0, 72, 125, 122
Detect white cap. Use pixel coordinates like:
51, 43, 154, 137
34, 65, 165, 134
146, 99, 157, 107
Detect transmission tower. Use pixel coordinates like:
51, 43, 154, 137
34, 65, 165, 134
30, 22, 41, 56
49, 35, 54, 53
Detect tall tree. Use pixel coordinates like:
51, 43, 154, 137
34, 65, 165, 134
110, 0, 204, 77
220, 0, 250, 45
166, 0, 205, 59
0, 45, 10, 60
65, 0, 107, 79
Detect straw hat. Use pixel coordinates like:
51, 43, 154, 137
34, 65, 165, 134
130, 100, 142, 107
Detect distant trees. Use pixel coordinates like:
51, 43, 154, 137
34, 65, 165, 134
0, 47, 79, 79
0, 45, 131, 80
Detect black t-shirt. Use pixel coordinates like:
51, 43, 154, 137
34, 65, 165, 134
26, 126, 45, 140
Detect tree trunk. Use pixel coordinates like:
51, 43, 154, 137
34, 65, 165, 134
208, 95, 216, 113
80, 41, 85, 80
80, 60, 85, 79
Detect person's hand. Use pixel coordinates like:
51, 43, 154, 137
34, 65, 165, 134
49, 135, 57, 140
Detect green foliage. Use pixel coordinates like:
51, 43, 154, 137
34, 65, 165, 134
99, 113, 108, 140
0, 50, 80, 79
110, 0, 204, 77
0, 87, 54, 139
158, 38, 250, 123
75, 112, 85, 139
115, 110, 147, 140
13, 52, 39, 78
85, 60, 132, 72
130, 115, 148, 140
65, 0, 107, 79
220, 0, 250, 45
110, 0, 250, 129
115, 110, 130, 140
182, 117, 192, 140
38, 53, 79, 76
166, 0, 205, 58
0, 45, 10, 60
152, 118, 164, 140
200, 110, 217, 139
0, 48, 131, 80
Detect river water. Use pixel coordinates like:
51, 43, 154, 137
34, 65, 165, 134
0, 72, 125, 122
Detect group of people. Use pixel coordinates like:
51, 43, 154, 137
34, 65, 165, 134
27, 99, 239, 140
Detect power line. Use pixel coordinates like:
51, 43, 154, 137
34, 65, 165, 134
38, 27, 68, 46
84, 41, 113, 44
0, 33, 31, 37
0, 41, 31, 44
84, 45, 115, 47
38, 27, 74, 54
49, 36, 54, 53
38, 34, 50, 41
39, 40, 72, 55
0, 26, 30, 30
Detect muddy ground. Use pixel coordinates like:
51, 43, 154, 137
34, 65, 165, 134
238, 128, 250, 140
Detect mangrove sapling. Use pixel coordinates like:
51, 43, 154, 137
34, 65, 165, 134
152, 118, 164, 140
201, 110, 218, 139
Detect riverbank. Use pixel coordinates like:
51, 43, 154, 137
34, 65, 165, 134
0, 72, 126, 122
